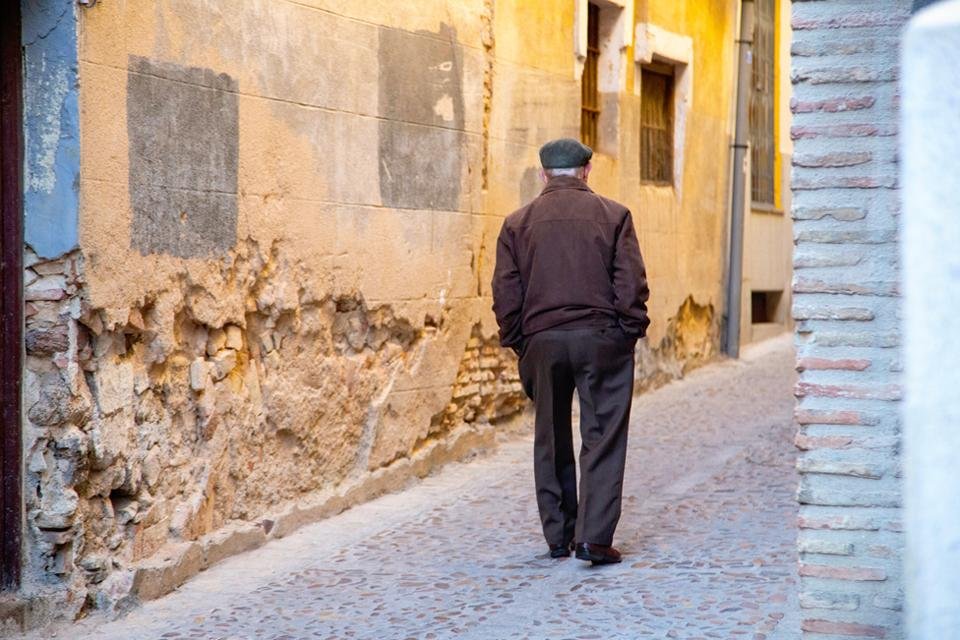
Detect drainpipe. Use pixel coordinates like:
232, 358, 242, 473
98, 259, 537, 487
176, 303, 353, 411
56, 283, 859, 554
722, 0, 754, 358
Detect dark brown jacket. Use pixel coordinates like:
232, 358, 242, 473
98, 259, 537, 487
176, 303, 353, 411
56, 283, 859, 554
491, 175, 650, 352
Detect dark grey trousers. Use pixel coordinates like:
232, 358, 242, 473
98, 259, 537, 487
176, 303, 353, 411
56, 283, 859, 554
518, 327, 635, 547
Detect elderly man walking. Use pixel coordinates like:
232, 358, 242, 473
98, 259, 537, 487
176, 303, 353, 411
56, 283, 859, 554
492, 138, 650, 565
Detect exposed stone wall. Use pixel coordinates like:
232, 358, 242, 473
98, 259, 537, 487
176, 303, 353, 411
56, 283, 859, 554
19, 240, 531, 620
790, 2, 909, 637
433, 326, 526, 432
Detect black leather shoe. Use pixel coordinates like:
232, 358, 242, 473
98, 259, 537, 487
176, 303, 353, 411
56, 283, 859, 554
549, 541, 574, 558
575, 542, 622, 565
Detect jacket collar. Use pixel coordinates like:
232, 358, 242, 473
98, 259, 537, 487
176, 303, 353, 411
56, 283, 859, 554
539, 175, 593, 196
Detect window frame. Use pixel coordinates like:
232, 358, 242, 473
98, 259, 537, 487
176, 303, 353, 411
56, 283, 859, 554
639, 61, 676, 186
580, 2, 601, 149
749, 0, 777, 207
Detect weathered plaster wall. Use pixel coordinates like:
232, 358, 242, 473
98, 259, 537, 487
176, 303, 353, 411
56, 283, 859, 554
13, 0, 754, 626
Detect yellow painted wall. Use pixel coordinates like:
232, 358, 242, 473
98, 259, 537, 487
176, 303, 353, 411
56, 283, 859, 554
78, 0, 771, 365
63, 0, 792, 600
632, 0, 738, 346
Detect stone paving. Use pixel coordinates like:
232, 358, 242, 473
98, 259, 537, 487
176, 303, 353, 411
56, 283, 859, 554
42, 335, 798, 640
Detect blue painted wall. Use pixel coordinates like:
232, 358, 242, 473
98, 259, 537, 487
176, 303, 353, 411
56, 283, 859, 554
21, 0, 80, 260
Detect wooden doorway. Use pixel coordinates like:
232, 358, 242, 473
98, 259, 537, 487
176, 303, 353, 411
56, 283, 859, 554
0, 0, 24, 591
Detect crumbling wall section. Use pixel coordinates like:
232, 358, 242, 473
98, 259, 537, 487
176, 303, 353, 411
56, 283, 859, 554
431, 325, 526, 435
19, 239, 532, 621
635, 296, 721, 392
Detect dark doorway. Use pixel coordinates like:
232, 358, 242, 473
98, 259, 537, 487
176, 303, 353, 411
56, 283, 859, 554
0, 0, 24, 591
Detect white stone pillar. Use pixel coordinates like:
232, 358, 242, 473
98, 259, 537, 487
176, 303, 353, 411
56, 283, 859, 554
902, 2, 960, 638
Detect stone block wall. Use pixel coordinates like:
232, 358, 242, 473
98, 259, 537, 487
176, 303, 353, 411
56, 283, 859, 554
790, 1, 910, 637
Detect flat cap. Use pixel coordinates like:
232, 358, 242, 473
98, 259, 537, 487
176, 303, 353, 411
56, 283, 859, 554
539, 138, 593, 169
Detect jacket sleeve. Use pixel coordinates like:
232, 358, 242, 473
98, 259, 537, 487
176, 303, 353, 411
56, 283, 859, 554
491, 223, 525, 352
612, 210, 651, 338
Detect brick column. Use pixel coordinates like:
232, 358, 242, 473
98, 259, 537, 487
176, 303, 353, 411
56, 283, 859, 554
902, 2, 960, 638
790, 2, 911, 637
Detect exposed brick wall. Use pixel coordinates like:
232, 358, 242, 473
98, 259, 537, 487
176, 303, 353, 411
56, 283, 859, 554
790, 2, 910, 637
431, 326, 526, 433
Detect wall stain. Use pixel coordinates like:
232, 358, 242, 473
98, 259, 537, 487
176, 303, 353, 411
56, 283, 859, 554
377, 24, 465, 211
127, 56, 238, 258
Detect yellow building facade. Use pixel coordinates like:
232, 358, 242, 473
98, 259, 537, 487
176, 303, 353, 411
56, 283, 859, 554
7, 0, 792, 624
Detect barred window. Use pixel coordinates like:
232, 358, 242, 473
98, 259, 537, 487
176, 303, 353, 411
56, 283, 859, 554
640, 63, 674, 185
580, 3, 600, 148
750, 0, 776, 205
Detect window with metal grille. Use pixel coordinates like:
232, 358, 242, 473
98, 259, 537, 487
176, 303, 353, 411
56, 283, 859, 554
750, 0, 776, 205
580, 3, 600, 148
640, 63, 674, 185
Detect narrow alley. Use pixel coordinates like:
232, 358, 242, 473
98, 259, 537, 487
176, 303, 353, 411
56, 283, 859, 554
42, 335, 798, 640
7, 0, 955, 636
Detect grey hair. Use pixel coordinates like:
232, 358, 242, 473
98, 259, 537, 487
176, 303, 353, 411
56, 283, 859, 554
543, 166, 586, 178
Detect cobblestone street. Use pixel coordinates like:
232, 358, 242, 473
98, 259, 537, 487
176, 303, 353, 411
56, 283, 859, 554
48, 335, 798, 640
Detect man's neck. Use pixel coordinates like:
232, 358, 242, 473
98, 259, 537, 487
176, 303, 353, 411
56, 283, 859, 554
541, 174, 592, 194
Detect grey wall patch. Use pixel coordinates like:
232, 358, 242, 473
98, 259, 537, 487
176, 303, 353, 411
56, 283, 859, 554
127, 56, 238, 258
378, 24, 465, 211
